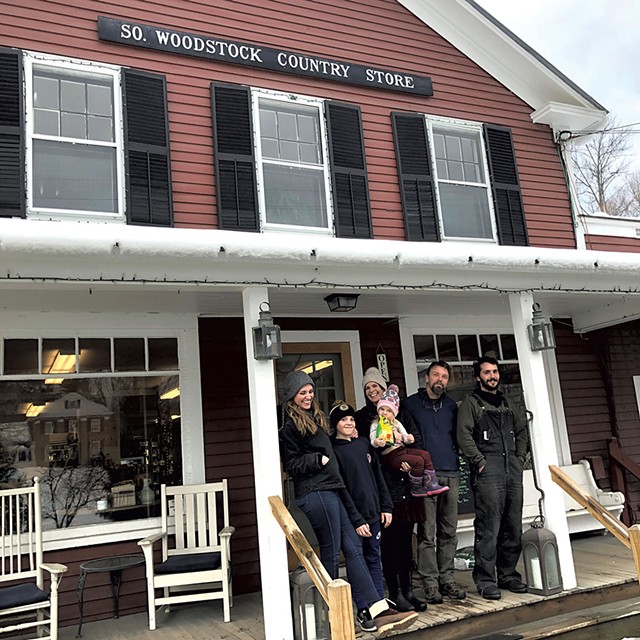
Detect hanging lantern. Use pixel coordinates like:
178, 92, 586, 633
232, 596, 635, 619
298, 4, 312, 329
522, 517, 563, 596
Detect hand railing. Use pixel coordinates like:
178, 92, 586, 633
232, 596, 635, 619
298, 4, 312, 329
268, 494, 355, 640
549, 464, 640, 584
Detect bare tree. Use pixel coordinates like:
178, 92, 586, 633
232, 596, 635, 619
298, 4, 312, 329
41, 463, 108, 528
571, 118, 632, 215
607, 170, 640, 217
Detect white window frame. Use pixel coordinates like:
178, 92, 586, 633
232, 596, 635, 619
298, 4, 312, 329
251, 88, 334, 236
399, 317, 572, 463
425, 115, 498, 243
0, 312, 204, 551
24, 52, 126, 223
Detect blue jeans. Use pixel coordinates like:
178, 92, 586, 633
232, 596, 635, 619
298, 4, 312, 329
296, 490, 381, 610
361, 520, 385, 600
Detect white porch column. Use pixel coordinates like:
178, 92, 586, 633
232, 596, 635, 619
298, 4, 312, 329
508, 292, 577, 589
242, 287, 294, 640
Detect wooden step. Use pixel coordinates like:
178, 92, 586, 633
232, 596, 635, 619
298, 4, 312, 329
505, 596, 640, 639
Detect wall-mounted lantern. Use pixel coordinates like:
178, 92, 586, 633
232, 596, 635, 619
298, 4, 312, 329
252, 302, 282, 360
324, 293, 359, 313
527, 303, 556, 351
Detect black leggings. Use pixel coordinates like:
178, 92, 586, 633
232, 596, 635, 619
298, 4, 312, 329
381, 520, 414, 590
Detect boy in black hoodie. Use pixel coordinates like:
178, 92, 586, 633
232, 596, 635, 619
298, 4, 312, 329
330, 401, 394, 615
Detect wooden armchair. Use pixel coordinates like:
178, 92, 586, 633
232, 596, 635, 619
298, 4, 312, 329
138, 480, 234, 630
0, 477, 67, 640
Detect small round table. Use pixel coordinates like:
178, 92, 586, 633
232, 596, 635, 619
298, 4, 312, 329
76, 554, 145, 637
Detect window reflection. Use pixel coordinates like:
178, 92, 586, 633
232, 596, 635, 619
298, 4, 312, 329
0, 375, 182, 530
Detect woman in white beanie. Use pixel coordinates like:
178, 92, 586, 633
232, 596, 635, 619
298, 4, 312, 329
355, 368, 428, 613
279, 370, 417, 634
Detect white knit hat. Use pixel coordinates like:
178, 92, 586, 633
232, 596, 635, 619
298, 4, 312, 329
362, 367, 387, 391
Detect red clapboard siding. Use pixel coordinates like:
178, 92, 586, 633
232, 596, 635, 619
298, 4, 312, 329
553, 320, 614, 465
585, 235, 640, 253
2, 0, 576, 247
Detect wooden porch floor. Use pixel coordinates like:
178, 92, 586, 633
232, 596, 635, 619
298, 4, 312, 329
58, 532, 639, 640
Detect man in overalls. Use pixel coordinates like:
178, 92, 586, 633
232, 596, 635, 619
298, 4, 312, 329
456, 356, 528, 601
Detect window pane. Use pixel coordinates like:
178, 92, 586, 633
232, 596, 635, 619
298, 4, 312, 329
79, 339, 111, 372
148, 339, 179, 371
34, 109, 59, 136
61, 112, 86, 139
33, 75, 59, 109
261, 138, 279, 160
259, 108, 278, 138
280, 140, 299, 162
4, 339, 38, 375
479, 334, 500, 358
298, 114, 318, 144
87, 83, 113, 118
413, 335, 435, 361
263, 164, 327, 228
32, 140, 118, 213
88, 116, 113, 142
0, 375, 182, 530
458, 334, 479, 361
60, 79, 86, 114
439, 183, 492, 239
278, 111, 298, 141
444, 135, 462, 161
300, 143, 319, 164
43, 339, 76, 375
448, 161, 464, 182
114, 339, 145, 371
501, 334, 518, 359
436, 335, 457, 361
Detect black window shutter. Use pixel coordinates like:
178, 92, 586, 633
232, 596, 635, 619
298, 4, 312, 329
325, 102, 372, 239
210, 83, 259, 232
483, 124, 528, 246
391, 112, 439, 242
123, 69, 173, 226
0, 48, 25, 218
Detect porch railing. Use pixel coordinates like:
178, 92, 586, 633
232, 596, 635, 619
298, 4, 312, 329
608, 437, 640, 526
549, 464, 640, 584
268, 495, 355, 640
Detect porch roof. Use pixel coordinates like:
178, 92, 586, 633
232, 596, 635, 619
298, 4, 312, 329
1, 219, 639, 331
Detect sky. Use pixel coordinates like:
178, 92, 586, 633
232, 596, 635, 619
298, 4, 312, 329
475, 0, 640, 166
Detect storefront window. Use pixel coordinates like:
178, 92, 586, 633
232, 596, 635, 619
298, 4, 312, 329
414, 332, 522, 404
0, 337, 181, 530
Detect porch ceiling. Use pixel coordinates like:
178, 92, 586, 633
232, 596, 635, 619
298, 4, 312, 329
0, 280, 635, 333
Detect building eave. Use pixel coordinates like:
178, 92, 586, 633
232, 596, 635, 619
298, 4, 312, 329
397, 0, 608, 135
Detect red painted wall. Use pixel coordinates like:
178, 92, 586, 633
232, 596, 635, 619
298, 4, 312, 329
2, 0, 575, 247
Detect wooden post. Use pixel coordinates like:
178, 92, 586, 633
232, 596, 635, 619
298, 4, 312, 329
327, 579, 355, 640
629, 525, 640, 585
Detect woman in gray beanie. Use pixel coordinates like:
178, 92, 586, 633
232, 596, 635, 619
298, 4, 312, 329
279, 370, 417, 635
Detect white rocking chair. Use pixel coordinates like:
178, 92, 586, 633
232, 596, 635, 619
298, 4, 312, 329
138, 480, 234, 630
0, 477, 67, 640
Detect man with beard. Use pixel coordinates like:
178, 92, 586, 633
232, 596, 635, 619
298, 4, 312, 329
403, 360, 466, 604
457, 356, 528, 601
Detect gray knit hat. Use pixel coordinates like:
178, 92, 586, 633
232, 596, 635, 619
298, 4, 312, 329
284, 370, 315, 402
362, 367, 387, 391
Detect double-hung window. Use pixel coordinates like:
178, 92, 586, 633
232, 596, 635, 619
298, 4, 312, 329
429, 119, 495, 240
392, 112, 528, 246
211, 83, 372, 238
254, 92, 332, 233
26, 55, 123, 221
0, 49, 172, 226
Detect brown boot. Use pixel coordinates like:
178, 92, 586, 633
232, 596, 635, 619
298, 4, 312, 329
374, 608, 418, 636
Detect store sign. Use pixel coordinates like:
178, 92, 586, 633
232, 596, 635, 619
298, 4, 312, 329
98, 17, 433, 97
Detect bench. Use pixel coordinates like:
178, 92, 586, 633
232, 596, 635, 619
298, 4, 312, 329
456, 459, 625, 549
